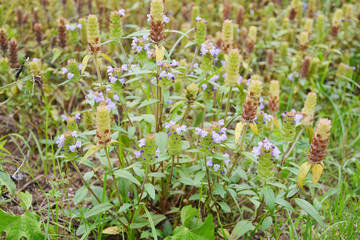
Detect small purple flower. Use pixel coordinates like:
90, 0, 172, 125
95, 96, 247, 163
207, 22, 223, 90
160, 70, 168, 79
294, 114, 302, 123
75, 141, 82, 148
118, 9, 125, 17
134, 151, 142, 158
147, 14, 151, 22
113, 94, 120, 102
201, 84, 208, 90
107, 66, 114, 74
167, 72, 175, 80
263, 113, 272, 122
61, 114, 68, 121
136, 45, 143, 53
66, 24, 76, 31
71, 131, 78, 138
144, 43, 151, 51
77, 23, 82, 29
69, 145, 77, 152
163, 15, 170, 23
78, 64, 82, 71
121, 64, 128, 71
206, 160, 213, 166
195, 127, 202, 135
143, 34, 149, 41
221, 60, 226, 67
193, 63, 199, 69
238, 76, 243, 84
213, 164, 220, 171
165, 120, 176, 129
171, 60, 179, 67
62, 67, 69, 74
74, 113, 81, 120
288, 72, 295, 81
252, 146, 261, 156
218, 119, 225, 126
56, 135, 65, 147
176, 125, 187, 134
67, 72, 74, 80
196, 16, 202, 22
139, 138, 145, 147
200, 130, 208, 137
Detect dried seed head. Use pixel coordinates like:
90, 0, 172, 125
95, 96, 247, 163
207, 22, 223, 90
242, 79, 262, 123
9, 39, 18, 69
34, 23, 42, 44
223, 0, 231, 20
299, 31, 309, 50
268, 80, 280, 114
236, 5, 244, 26
50, 35, 57, 48
195, 19, 207, 46
308, 118, 331, 164
96, 102, 111, 147
307, 0, 316, 18
110, 11, 123, 40
0, 28, 8, 55
301, 92, 317, 126
58, 17, 67, 48
77, 0, 83, 16
240, 27, 247, 41
300, 56, 311, 78
79, 18, 87, 45
87, 14, 101, 54
225, 49, 241, 87
266, 49, 274, 68
16, 8, 23, 27
149, 0, 165, 45
222, 20, 233, 52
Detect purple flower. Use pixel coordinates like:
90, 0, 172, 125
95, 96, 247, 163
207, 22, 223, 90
238, 76, 243, 84
74, 113, 81, 120
195, 127, 202, 135
75, 141, 82, 148
165, 120, 176, 129
143, 34, 149, 41
193, 63, 199, 69
144, 43, 151, 51
78, 64, 82, 71
67, 72, 74, 80
61, 114, 68, 121
110, 76, 117, 83
252, 146, 261, 156
160, 71, 168, 79
107, 66, 114, 74
213, 164, 220, 171
66, 24, 76, 31
147, 14, 151, 22
119, 9, 125, 17
62, 67, 69, 74
171, 60, 179, 67
218, 119, 225, 126
221, 60, 226, 67
288, 72, 295, 81
71, 131, 78, 138
134, 151, 142, 158
121, 64, 128, 71
196, 16, 202, 22
69, 145, 77, 152
176, 125, 187, 134
206, 160, 213, 166
113, 94, 120, 102
167, 72, 175, 80
136, 45, 143, 52
264, 113, 272, 122
77, 23, 82, 29
201, 84, 208, 90
56, 135, 65, 147
163, 15, 170, 23
139, 138, 145, 147
106, 98, 116, 110
294, 114, 302, 123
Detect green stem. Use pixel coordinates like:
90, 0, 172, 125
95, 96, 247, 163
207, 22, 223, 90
227, 124, 248, 178
118, 39, 131, 67
105, 148, 123, 206
129, 166, 149, 225
94, 55, 104, 95
189, 46, 199, 73
180, 102, 192, 125
223, 87, 232, 121
280, 127, 305, 167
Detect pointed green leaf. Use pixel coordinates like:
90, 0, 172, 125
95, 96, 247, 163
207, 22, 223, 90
294, 198, 324, 227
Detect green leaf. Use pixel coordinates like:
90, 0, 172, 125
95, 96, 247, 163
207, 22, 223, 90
81, 54, 94, 75
138, 99, 160, 108
0, 140, 10, 157
155, 132, 168, 154
263, 186, 275, 213
74, 187, 88, 205
275, 198, 295, 212
294, 198, 324, 227
79, 145, 102, 164
143, 206, 158, 240
114, 169, 141, 186
180, 205, 198, 228
0, 171, 16, 195
261, 216, 273, 231
84, 203, 113, 219
99, 53, 116, 66
0, 209, 44, 240
218, 202, 231, 213
229, 220, 254, 240
17, 191, 32, 211
145, 183, 156, 200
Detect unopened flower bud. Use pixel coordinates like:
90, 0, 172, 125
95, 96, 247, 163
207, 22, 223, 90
304, 19, 313, 34
308, 57, 320, 76
247, 26, 257, 43
225, 49, 241, 86
57, 18, 67, 48
143, 134, 156, 163
96, 103, 111, 147
344, 4, 353, 20
151, 0, 164, 22
299, 31, 309, 50
306, 0, 316, 18
301, 92, 317, 126
79, 18, 87, 45
222, 20, 233, 52
87, 14, 101, 54
316, 14, 325, 40
191, 6, 200, 27
280, 42, 288, 60
195, 19, 207, 46
67, 59, 81, 81
281, 110, 300, 142
110, 11, 123, 40
184, 82, 199, 102
332, 9, 343, 28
